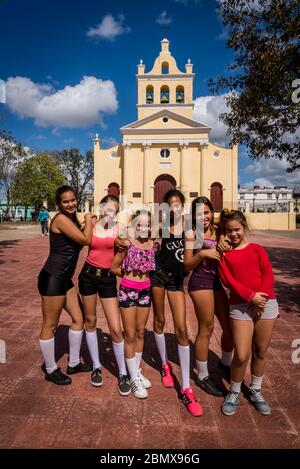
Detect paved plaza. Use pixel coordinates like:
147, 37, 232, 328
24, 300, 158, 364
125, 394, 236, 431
0, 226, 299, 449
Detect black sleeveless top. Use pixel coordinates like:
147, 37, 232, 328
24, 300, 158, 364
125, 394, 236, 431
155, 231, 184, 281
43, 213, 82, 279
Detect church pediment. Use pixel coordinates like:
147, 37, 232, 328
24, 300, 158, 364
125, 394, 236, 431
121, 110, 211, 134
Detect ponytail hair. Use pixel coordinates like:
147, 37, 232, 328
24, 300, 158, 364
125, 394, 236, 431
219, 209, 249, 232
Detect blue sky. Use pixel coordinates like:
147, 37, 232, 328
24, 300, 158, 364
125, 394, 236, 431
0, 0, 298, 188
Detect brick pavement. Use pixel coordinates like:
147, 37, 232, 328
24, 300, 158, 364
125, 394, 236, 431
0, 230, 299, 449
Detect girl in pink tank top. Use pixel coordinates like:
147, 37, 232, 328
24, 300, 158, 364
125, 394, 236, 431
111, 210, 156, 399
78, 195, 131, 395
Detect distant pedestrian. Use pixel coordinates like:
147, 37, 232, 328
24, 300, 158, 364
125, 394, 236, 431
37, 206, 50, 236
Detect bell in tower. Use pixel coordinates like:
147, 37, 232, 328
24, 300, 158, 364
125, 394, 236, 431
160, 86, 169, 104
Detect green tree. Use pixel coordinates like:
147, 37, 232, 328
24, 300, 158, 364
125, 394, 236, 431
12, 153, 65, 219
0, 130, 29, 208
209, 0, 300, 171
53, 148, 94, 208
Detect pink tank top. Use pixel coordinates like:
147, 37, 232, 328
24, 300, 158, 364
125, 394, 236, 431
86, 234, 115, 269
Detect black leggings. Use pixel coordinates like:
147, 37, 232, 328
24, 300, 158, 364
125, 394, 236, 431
38, 269, 74, 296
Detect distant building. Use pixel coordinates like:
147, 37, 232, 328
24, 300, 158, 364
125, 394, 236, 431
238, 186, 294, 212
0, 198, 34, 221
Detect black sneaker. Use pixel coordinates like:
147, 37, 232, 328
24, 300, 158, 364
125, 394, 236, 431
66, 362, 92, 375
196, 375, 223, 397
118, 374, 131, 396
218, 360, 231, 377
91, 368, 103, 387
45, 368, 72, 385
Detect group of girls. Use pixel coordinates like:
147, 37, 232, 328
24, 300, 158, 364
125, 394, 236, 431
38, 185, 278, 417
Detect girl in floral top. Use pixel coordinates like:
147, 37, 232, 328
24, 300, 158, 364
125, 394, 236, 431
110, 210, 156, 399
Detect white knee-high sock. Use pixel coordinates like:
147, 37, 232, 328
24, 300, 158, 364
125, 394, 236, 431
154, 331, 168, 365
196, 360, 209, 381
85, 330, 101, 370
221, 350, 233, 367
230, 380, 242, 393
39, 337, 57, 374
135, 352, 142, 371
178, 344, 190, 391
112, 340, 127, 376
250, 374, 263, 390
125, 356, 138, 381
68, 328, 83, 368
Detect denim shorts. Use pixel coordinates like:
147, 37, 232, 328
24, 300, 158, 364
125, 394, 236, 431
230, 299, 279, 321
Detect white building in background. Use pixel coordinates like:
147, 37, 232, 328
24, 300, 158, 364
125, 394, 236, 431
238, 186, 294, 212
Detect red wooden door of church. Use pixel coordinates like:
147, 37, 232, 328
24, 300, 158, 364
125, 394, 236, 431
210, 183, 223, 212
154, 174, 176, 204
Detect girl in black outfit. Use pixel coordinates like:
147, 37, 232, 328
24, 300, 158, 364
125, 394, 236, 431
150, 189, 203, 417
38, 185, 95, 385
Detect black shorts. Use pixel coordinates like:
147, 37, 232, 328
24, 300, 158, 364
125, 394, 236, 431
38, 269, 74, 296
150, 269, 184, 292
78, 262, 117, 298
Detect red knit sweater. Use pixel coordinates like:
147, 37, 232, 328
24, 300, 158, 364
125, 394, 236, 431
218, 243, 276, 305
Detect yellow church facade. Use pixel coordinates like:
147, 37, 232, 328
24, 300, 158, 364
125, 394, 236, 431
93, 39, 238, 211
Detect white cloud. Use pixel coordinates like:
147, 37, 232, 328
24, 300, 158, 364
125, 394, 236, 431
193, 94, 231, 146
86, 14, 130, 41
52, 127, 61, 136
6, 76, 118, 129
102, 136, 119, 147
174, 0, 202, 4
216, 25, 230, 41
0, 79, 6, 103
217, 0, 265, 11
243, 158, 300, 188
34, 134, 47, 140
156, 11, 173, 26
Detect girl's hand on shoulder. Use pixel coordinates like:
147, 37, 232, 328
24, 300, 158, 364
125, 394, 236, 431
84, 212, 97, 221
115, 237, 131, 252
217, 238, 232, 253
202, 248, 221, 262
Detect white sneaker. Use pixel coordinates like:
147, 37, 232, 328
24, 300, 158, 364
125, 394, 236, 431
137, 368, 152, 389
130, 378, 148, 399
41, 234, 44, 237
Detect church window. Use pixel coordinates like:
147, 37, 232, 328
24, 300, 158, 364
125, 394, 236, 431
162, 62, 169, 74
160, 148, 170, 158
160, 86, 169, 104
162, 117, 169, 123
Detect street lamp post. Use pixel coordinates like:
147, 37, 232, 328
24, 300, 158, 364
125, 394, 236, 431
275, 193, 279, 212
253, 196, 255, 212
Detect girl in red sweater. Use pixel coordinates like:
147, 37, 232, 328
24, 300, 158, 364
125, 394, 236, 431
218, 210, 278, 416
